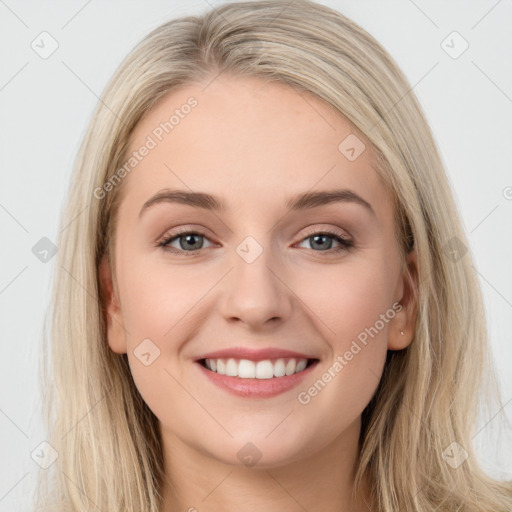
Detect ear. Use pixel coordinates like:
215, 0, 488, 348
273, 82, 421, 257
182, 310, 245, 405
388, 248, 418, 351
98, 255, 127, 354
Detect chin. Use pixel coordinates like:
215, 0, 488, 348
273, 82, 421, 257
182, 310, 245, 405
203, 433, 316, 470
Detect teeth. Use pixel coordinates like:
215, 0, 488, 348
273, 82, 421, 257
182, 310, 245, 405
239, 359, 256, 378
255, 360, 274, 379
203, 357, 311, 378
295, 359, 307, 372
217, 359, 226, 374
226, 358, 238, 377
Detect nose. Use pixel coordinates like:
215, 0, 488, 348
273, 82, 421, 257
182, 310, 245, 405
217, 243, 293, 330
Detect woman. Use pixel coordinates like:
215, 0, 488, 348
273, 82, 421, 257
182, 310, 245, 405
36, 0, 512, 510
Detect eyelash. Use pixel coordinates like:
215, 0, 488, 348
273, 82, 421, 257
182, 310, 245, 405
157, 226, 354, 256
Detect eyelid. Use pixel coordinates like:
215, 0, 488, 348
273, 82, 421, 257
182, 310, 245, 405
158, 224, 351, 242
298, 225, 351, 242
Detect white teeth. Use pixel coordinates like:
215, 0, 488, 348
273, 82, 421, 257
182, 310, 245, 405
255, 360, 274, 379
238, 359, 256, 378
203, 357, 311, 378
226, 358, 238, 377
285, 359, 296, 376
273, 358, 286, 377
296, 359, 307, 373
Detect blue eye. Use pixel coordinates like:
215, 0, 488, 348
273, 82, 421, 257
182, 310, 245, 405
297, 229, 353, 253
158, 231, 214, 255
158, 228, 353, 255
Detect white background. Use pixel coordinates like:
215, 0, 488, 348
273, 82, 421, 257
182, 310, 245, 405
1, 1, 511, 510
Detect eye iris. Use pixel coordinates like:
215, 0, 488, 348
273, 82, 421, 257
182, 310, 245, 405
310, 234, 333, 251
180, 234, 203, 250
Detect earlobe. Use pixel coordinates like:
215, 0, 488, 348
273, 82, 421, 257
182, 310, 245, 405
98, 255, 127, 354
388, 248, 418, 351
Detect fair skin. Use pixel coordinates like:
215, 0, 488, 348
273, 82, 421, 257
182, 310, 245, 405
100, 74, 417, 511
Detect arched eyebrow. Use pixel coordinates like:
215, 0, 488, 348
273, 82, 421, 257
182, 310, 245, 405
139, 188, 376, 218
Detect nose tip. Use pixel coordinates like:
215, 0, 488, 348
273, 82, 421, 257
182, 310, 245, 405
217, 250, 293, 329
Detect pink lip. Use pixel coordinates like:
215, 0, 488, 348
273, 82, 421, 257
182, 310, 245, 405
195, 359, 320, 399
195, 347, 317, 362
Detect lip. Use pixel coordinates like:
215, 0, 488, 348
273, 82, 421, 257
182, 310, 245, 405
194, 347, 317, 362
195, 358, 320, 399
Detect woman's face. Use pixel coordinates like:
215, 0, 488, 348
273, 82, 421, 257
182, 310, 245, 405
101, 74, 416, 468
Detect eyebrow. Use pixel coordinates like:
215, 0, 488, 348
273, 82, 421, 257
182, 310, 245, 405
139, 188, 376, 218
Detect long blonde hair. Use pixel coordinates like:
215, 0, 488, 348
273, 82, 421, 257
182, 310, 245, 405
36, 1, 512, 510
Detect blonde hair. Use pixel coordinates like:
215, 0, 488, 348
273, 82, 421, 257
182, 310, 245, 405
36, 1, 512, 510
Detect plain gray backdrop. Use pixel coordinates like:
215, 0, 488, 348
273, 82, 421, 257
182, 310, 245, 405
1, 1, 511, 510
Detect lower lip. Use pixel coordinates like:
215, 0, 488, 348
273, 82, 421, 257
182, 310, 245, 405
195, 360, 319, 399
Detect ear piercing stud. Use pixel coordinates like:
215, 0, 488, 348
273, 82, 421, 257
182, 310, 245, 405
400, 331, 405, 335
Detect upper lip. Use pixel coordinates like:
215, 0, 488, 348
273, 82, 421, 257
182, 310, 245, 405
195, 347, 319, 362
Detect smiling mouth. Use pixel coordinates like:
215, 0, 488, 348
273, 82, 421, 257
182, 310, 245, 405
199, 357, 318, 379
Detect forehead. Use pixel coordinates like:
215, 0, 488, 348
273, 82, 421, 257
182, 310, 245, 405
121, 74, 392, 218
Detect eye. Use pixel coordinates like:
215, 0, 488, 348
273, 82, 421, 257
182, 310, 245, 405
158, 229, 214, 255
296, 228, 353, 254
157, 227, 354, 256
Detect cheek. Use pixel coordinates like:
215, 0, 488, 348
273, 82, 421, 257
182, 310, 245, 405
295, 259, 393, 404
302, 256, 395, 348
116, 256, 215, 410
118, 253, 213, 341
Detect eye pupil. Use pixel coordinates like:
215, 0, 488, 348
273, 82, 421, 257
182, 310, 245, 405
310, 234, 332, 251
181, 234, 203, 250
